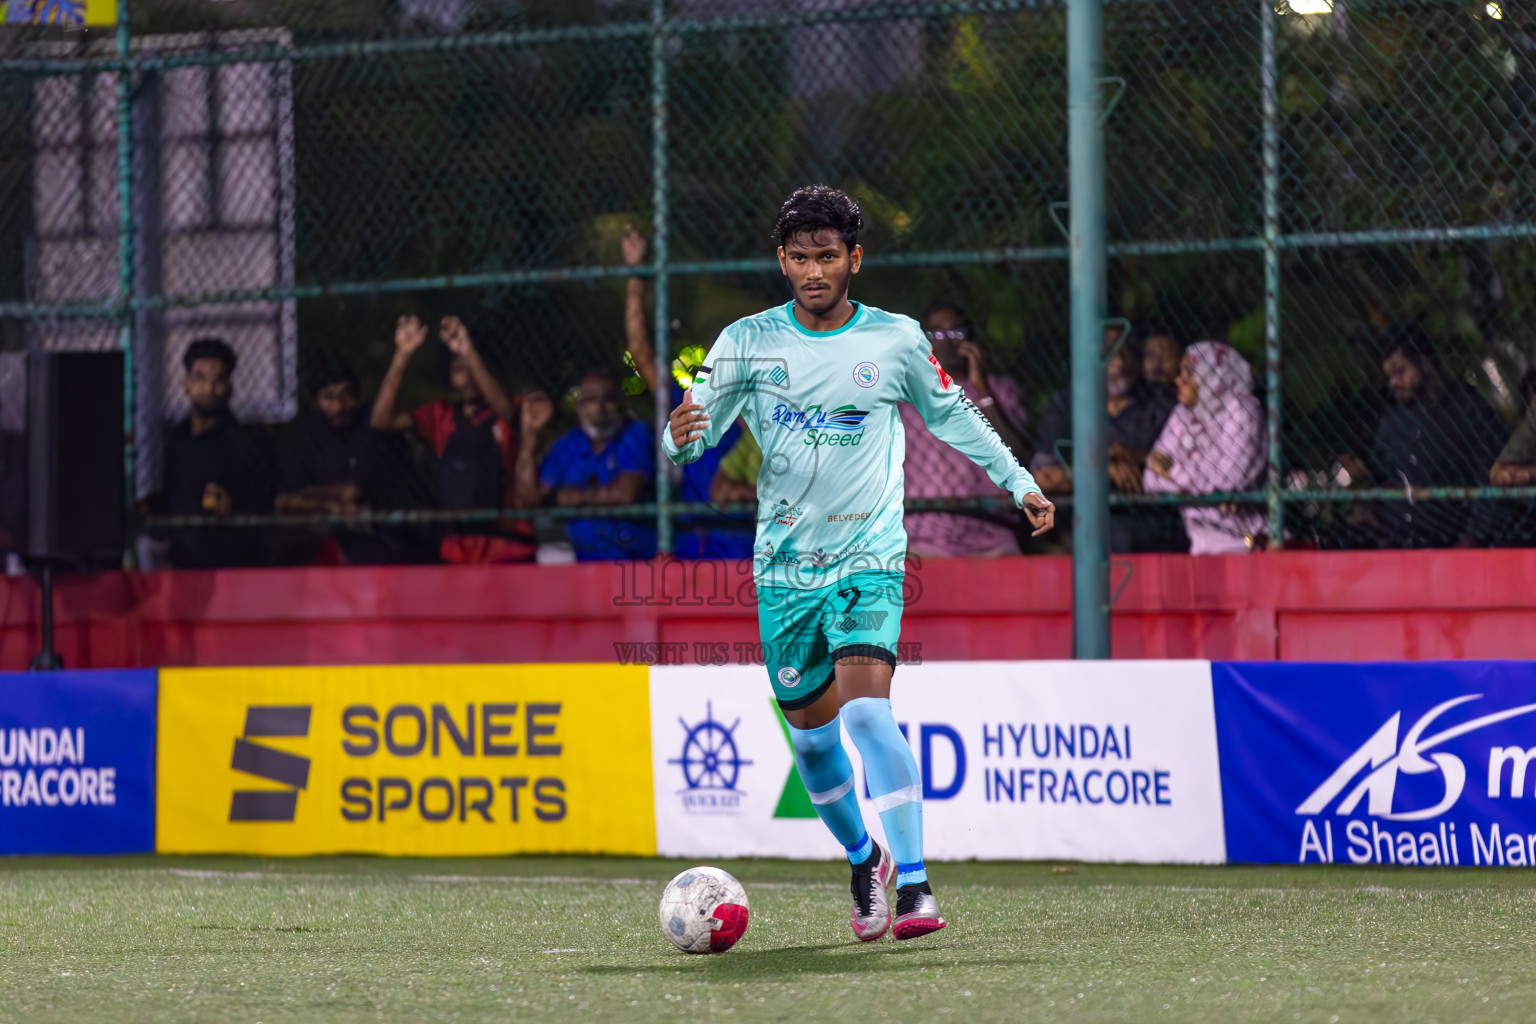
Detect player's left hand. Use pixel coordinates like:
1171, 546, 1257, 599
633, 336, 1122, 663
1021, 491, 1055, 537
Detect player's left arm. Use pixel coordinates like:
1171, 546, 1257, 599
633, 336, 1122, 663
900, 329, 1055, 536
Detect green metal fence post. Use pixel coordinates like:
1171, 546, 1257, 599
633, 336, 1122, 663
1261, 0, 1283, 549
650, 0, 673, 556
114, 0, 136, 566
1068, 0, 1109, 659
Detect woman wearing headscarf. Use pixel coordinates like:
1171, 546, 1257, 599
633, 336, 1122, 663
1144, 341, 1266, 554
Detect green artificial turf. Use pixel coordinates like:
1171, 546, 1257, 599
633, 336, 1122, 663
3, 856, 1535, 1023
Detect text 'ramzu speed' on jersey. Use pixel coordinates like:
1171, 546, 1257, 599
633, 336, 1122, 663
662, 301, 1043, 590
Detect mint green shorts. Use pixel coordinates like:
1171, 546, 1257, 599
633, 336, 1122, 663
757, 570, 905, 710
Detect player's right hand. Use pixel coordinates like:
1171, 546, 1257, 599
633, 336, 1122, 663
669, 391, 709, 448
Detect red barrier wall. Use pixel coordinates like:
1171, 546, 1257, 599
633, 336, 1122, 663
1, 549, 1534, 670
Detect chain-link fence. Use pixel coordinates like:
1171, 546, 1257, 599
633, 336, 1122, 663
2, 0, 1534, 568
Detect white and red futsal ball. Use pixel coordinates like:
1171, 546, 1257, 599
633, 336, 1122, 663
658, 866, 750, 954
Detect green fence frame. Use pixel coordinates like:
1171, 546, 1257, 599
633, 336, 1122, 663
1, 0, 1532, 655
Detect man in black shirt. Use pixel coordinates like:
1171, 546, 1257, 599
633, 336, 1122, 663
277, 359, 420, 563
1029, 326, 1184, 552
161, 338, 275, 568
1361, 330, 1506, 548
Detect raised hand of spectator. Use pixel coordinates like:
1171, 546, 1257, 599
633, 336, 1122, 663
521, 390, 555, 436
202, 482, 232, 517
395, 314, 428, 357
440, 315, 474, 357
956, 338, 986, 384
622, 224, 648, 268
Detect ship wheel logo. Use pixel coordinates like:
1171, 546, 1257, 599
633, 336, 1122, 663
669, 702, 753, 791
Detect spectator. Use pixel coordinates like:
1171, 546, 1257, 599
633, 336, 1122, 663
1490, 396, 1536, 488
1484, 373, 1536, 547
1144, 341, 1266, 554
1358, 327, 1506, 548
371, 314, 537, 563
1142, 328, 1184, 405
276, 357, 421, 564
624, 225, 753, 559
1031, 326, 1184, 552
516, 369, 657, 561
899, 301, 1030, 558
160, 338, 276, 568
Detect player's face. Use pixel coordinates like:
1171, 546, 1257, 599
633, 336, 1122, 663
777, 230, 861, 315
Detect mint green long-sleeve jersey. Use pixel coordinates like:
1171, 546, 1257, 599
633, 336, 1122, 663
663, 301, 1043, 590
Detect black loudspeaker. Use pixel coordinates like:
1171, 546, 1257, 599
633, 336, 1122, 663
27, 351, 125, 564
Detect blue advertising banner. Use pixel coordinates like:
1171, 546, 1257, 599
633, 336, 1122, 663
1214, 661, 1536, 866
0, 670, 157, 854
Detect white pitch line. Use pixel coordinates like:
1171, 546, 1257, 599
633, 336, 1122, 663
168, 868, 350, 881
412, 874, 657, 886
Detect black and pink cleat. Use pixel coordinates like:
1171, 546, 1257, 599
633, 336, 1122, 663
849, 842, 896, 942
893, 882, 947, 941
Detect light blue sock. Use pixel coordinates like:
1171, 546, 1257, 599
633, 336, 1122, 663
842, 696, 926, 886
787, 717, 872, 865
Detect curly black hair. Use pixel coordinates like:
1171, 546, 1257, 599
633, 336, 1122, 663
182, 337, 236, 375
773, 184, 863, 249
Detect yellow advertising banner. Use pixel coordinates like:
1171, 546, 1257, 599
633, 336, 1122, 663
0, 0, 116, 26
157, 664, 655, 856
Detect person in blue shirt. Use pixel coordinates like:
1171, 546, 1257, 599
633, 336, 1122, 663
515, 369, 657, 561
623, 226, 755, 560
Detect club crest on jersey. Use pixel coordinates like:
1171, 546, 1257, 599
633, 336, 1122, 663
853, 361, 879, 388
927, 352, 953, 390
777, 666, 801, 689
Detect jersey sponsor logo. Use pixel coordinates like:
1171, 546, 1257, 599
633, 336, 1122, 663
804, 540, 870, 569
826, 609, 891, 633
803, 430, 863, 448
826, 512, 870, 523
927, 352, 953, 391
853, 362, 879, 388
777, 667, 801, 690
767, 366, 789, 387
760, 542, 801, 566
771, 499, 804, 527
770, 404, 868, 432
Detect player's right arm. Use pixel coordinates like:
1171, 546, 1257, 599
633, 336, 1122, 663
662, 329, 748, 465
